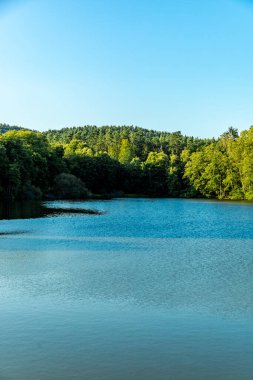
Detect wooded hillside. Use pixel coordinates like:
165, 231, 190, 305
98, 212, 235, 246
0, 124, 252, 200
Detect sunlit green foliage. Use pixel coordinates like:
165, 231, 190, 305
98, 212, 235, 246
184, 127, 253, 200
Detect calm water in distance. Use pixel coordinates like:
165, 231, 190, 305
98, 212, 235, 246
0, 198, 253, 380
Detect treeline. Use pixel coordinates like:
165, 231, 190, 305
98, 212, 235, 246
0, 123, 26, 134
0, 124, 252, 200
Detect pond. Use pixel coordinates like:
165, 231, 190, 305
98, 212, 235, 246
0, 198, 253, 379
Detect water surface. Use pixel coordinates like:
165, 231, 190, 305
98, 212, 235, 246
0, 199, 253, 379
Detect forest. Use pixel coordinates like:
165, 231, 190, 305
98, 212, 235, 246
0, 123, 252, 201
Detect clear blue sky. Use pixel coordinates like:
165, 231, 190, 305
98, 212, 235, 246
0, 0, 253, 137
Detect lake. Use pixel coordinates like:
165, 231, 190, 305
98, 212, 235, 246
0, 198, 253, 380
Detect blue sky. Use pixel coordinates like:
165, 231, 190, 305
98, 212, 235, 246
0, 0, 253, 137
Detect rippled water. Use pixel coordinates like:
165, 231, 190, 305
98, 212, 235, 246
0, 198, 253, 380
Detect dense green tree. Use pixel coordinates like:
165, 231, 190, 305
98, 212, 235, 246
118, 138, 134, 164
232, 127, 253, 199
144, 152, 169, 195
184, 127, 253, 200
53, 173, 89, 199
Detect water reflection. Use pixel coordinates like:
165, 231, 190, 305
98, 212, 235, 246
0, 230, 29, 236
0, 201, 103, 220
